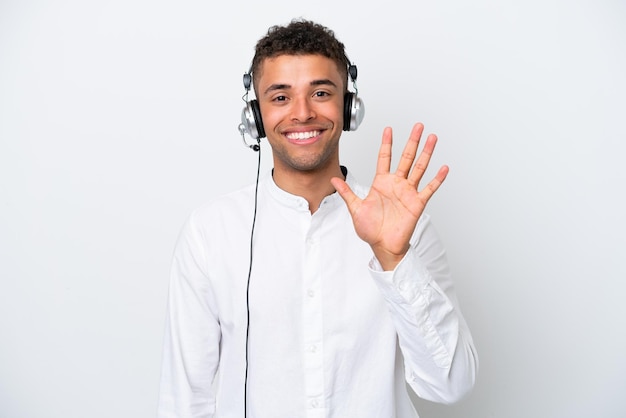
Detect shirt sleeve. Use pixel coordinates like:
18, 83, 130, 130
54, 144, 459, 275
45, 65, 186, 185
158, 212, 220, 418
368, 213, 478, 404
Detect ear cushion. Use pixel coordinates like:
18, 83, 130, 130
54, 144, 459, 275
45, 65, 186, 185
343, 92, 354, 131
343, 92, 365, 131
250, 99, 266, 139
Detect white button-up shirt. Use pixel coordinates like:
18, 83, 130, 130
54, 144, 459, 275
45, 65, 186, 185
158, 170, 477, 417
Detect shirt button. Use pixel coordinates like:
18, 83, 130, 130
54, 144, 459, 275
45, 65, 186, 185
310, 399, 320, 408
307, 289, 315, 298
308, 344, 317, 353
398, 280, 408, 291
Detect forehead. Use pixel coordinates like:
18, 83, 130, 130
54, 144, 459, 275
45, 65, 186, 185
255, 54, 345, 88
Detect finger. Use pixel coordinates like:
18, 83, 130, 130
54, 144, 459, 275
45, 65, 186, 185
417, 165, 449, 203
375, 127, 393, 175
330, 176, 361, 214
407, 133, 438, 188
396, 123, 424, 178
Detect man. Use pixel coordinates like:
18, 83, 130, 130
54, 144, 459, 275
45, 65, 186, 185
158, 19, 477, 417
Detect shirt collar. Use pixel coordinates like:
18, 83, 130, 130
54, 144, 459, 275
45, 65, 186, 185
263, 166, 356, 212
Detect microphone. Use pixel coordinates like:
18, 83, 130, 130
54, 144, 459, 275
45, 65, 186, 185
238, 123, 260, 152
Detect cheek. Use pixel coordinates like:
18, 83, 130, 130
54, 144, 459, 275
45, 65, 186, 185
331, 97, 346, 120
258, 105, 284, 129
315, 99, 344, 125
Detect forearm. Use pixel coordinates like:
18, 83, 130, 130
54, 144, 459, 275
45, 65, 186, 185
369, 217, 478, 403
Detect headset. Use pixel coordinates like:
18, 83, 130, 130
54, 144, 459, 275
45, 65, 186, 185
237, 58, 365, 150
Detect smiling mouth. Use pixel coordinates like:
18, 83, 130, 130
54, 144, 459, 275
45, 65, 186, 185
285, 130, 321, 140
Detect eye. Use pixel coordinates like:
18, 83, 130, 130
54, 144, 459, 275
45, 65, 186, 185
314, 91, 330, 98
273, 95, 287, 102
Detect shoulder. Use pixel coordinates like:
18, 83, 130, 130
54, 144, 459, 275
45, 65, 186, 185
185, 179, 261, 230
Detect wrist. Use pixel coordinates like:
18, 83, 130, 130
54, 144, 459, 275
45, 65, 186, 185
373, 246, 408, 271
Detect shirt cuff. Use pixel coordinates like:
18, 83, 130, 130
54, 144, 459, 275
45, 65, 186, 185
368, 245, 433, 304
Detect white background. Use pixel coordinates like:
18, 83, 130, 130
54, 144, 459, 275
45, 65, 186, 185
1, 1, 625, 417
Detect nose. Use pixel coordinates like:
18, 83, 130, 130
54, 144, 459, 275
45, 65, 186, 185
290, 97, 315, 123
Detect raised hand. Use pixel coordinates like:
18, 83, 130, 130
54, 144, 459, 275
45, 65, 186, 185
330, 123, 449, 271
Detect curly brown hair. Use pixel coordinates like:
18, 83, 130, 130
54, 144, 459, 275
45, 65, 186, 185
251, 19, 351, 91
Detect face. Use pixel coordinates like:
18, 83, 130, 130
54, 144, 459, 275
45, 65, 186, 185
255, 54, 345, 175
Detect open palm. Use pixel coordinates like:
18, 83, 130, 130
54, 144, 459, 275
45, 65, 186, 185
331, 123, 449, 270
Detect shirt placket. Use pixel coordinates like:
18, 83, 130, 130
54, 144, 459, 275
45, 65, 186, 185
302, 220, 326, 417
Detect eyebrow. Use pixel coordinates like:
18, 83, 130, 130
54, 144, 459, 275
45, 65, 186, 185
263, 79, 338, 96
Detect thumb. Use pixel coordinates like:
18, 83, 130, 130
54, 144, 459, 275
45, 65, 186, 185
331, 177, 360, 211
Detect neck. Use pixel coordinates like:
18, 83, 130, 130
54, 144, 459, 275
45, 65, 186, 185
272, 165, 346, 213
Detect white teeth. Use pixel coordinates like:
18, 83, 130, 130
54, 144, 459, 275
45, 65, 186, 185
286, 131, 320, 140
